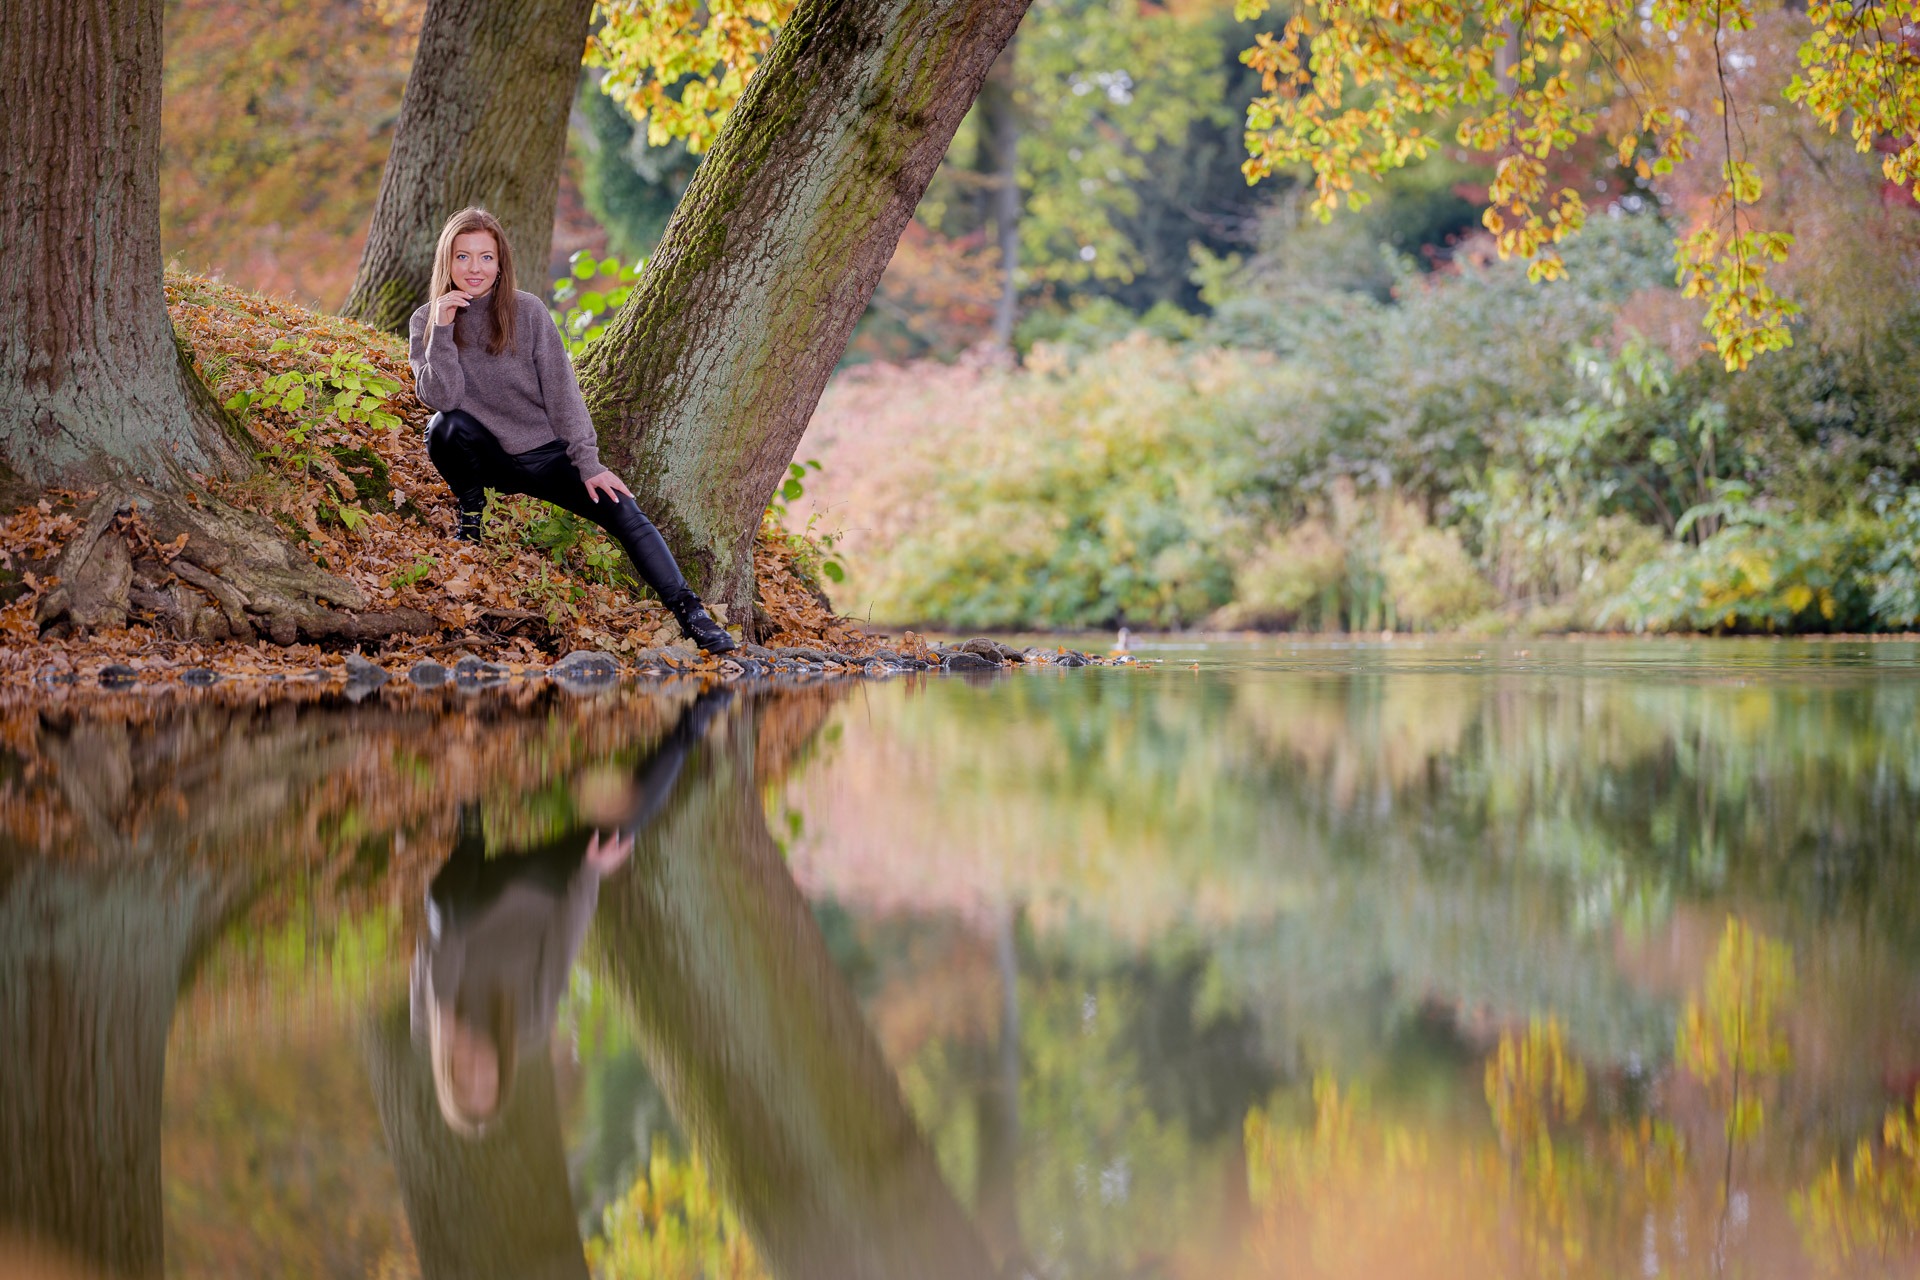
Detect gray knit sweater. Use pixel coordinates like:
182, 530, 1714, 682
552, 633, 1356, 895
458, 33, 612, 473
408, 289, 602, 476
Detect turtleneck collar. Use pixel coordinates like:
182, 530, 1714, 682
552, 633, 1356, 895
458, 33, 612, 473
453, 287, 501, 343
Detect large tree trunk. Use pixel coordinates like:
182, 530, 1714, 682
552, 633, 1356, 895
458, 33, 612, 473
341, 0, 596, 333
978, 41, 1022, 348
577, 0, 1031, 617
0, 0, 250, 492
0, 0, 428, 643
0, 703, 318, 1275
593, 694, 999, 1280
0, 866, 240, 1279
365, 1007, 589, 1280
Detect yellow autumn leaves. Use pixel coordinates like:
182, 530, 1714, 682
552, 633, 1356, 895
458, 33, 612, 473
1237, 0, 1919, 370
1243, 917, 1920, 1277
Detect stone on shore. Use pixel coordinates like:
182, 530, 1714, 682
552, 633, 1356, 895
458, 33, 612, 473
452, 655, 510, 688
407, 659, 450, 688
551, 649, 621, 693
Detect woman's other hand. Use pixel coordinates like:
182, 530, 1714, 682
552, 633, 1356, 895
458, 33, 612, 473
432, 290, 472, 327
586, 829, 634, 874
583, 469, 636, 505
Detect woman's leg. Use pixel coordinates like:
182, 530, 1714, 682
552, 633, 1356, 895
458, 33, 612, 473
425, 410, 519, 540
505, 444, 699, 610
425, 420, 734, 650
505, 443, 736, 652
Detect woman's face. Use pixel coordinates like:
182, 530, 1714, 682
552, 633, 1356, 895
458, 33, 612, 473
445, 1015, 502, 1119
450, 230, 500, 297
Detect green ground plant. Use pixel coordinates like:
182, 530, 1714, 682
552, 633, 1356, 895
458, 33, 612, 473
223, 336, 406, 536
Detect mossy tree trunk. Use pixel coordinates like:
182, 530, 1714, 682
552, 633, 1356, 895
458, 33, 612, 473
0, 0, 250, 493
593, 695, 1000, 1280
577, 0, 1032, 620
0, 0, 436, 643
341, 0, 596, 333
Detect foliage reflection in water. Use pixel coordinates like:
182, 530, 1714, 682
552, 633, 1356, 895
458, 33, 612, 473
0, 640, 1917, 1279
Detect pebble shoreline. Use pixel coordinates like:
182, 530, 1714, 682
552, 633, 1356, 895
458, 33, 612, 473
23, 636, 1120, 698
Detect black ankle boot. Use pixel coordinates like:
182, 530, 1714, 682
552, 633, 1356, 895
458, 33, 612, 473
456, 506, 483, 543
673, 601, 737, 654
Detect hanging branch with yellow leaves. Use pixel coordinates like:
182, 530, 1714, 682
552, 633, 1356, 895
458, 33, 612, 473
1233, 0, 1920, 370
587, 0, 793, 152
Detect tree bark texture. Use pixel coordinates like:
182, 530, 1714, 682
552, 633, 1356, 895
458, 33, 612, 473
978, 41, 1021, 347
576, 0, 1033, 617
341, 0, 596, 333
0, 859, 248, 1278
365, 1006, 589, 1280
593, 695, 999, 1280
0, 0, 250, 491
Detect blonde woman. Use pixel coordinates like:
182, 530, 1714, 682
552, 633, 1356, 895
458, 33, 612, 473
408, 207, 735, 653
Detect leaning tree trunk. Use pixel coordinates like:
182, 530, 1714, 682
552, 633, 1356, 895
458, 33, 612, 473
593, 693, 999, 1280
341, 0, 596, 332
0, 0, 250, 493
577, 0, 1032, 620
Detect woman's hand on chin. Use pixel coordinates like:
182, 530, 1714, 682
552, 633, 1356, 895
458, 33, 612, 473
583, 469, 636, 505
432, 290, 472, 326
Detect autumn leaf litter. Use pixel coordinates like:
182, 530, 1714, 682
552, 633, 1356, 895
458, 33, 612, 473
0, 272, 966, 693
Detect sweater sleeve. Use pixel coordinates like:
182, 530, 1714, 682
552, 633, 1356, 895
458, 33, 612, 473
527, 299, 603, 477
408, 304, 464, 411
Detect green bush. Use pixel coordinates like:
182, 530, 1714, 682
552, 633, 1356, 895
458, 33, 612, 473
819, 205, 1920, 635
1218, 486, 1494, 632
864, 336, 1298, 629
1597, 506, 1912, 637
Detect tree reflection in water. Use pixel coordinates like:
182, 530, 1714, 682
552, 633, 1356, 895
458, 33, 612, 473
7, 644, 1920, 1279
0, 681, 992, 1280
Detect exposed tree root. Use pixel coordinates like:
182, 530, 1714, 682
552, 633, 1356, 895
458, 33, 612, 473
34, 487, 432, 646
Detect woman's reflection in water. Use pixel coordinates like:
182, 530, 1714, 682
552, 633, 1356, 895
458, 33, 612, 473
417, 818, 631, 1134
410, 689, 724, 1137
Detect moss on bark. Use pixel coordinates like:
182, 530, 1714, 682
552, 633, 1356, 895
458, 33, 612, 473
576, 0, 1032, 621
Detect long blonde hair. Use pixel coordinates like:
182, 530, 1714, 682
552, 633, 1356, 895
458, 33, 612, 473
429, 207, 518, 356
428, 989, 518, 1138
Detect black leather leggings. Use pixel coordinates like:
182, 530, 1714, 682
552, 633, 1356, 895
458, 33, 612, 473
425, 409, 698, 614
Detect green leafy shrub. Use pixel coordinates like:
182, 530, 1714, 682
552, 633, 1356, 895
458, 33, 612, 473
1868, 490, 1920, 629
862, 336, 1296, 629
224, 336, 405, 533
1220, 486, 1494, 632
1602, 511, 1882, 633
803, 209, 1920, 634
550, 249, 646, 358
1384, 524, 1497, 631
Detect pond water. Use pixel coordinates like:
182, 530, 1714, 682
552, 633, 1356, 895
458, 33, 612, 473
4, 639, 1920, 1279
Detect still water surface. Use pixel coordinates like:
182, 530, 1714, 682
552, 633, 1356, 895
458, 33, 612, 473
3, 640, 1919, 1278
